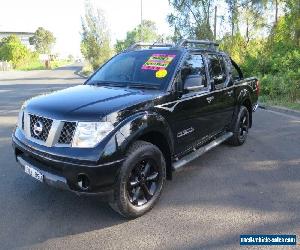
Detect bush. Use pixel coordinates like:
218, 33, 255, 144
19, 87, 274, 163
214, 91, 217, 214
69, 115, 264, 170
220, 15, 300, 105
0, 35, 31, 68
81, 62, 93, 77
259, 72, 299, 102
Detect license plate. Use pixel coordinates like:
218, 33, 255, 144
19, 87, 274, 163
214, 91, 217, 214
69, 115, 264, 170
24, 165, 43, 182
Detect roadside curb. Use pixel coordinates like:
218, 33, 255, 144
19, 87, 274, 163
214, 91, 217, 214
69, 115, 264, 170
74, 69, 88, 79
259, 103, 300, 117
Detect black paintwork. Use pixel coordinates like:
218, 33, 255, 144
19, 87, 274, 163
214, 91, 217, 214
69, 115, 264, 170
12, 47, 258, 197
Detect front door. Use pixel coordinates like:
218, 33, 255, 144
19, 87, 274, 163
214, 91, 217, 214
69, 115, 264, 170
167, 53, 216, 154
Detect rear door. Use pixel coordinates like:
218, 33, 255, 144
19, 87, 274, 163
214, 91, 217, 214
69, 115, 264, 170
206, 54, 235, 133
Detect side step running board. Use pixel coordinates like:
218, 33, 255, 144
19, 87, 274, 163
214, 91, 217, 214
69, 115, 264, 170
172, 132, 233, 171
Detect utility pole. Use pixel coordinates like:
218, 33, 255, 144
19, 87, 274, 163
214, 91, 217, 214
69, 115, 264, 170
214, 6, 217, 40
140, 0, 143, 41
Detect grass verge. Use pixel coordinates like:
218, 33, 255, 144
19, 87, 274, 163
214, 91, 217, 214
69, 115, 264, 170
16, 60, 72, 71
80, 63, 93, 77
259, 95, 300, 111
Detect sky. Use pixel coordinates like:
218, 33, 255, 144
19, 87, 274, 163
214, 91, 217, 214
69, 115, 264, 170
0, 0, 172, 57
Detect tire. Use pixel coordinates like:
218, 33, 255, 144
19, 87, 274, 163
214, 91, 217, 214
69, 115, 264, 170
227, 106, 250, 146
109, 140, 166, 219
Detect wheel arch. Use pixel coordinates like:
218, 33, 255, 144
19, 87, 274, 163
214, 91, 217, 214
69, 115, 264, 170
137, 131, 173, 180
241, 98, 252, 128
237, 88, 253, 128
115, 111, 174, 180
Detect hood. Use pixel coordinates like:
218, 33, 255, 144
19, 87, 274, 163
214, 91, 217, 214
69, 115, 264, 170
25, 85, 160, 121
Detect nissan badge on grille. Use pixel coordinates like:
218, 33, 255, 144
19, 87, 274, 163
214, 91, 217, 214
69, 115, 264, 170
33, 121, 43, 136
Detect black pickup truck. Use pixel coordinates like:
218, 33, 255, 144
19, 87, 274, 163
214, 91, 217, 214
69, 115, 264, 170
12, 40, 259, 218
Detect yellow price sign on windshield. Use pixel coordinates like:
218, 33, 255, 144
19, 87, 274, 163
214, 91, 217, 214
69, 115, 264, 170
155, 69, 168, 78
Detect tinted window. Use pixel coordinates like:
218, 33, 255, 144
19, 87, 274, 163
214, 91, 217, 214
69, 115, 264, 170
87, 50, 181, 89
232, 65, 240, 80
231, 59, 243, 81
183, 54, 207, 91
208, 54, 227, 89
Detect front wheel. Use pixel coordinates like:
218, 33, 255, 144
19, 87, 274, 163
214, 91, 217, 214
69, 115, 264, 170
110, 141, 166, 218
227, 106, 250, 146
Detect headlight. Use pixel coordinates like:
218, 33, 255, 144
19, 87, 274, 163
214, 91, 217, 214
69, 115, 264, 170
72, 122, 114, 148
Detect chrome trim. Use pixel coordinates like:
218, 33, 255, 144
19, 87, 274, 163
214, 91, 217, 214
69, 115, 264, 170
206, 96, 214, 103
23, 111, 31, 138
173, 132, 233, 171
45, 120, 64, 147
253, 104, 259, 112
155, 85, 236, 112
22, 111, 74, 148
156, 81, 257, 113
17, 110, 23, 131
53, 143, 72, 148
177, 127, 195, 138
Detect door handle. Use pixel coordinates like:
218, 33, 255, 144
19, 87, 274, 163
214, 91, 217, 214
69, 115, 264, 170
206, 96, 214, 103
214, 75, 223, 81
227, 90, 234, 96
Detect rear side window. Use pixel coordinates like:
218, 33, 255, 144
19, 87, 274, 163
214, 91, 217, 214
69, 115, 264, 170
207, 54, 227, 89
232, 65, 240, 79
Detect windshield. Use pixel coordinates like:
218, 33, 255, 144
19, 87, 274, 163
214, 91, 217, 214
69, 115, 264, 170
87, 50, 182, 89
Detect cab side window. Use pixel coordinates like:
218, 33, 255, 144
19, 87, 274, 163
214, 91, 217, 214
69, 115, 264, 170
207, 54, 227, 89
183, 54, 207, 91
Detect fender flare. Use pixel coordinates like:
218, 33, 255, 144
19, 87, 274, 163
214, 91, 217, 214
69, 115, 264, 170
113, 111, 175, 156
234, 89, 253, 128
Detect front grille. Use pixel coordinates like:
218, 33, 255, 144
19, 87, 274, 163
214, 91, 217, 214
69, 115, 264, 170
58, 122, 77, 144
29, 114, 53, 141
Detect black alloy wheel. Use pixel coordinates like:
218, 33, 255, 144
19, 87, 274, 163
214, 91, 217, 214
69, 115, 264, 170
239, 112, 249, 141
127, 159, 160, 207
110, 140, 166, 218
227, 105, 250, 146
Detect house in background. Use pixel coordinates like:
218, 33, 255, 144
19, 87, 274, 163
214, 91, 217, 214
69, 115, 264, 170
0, 31, 34, 50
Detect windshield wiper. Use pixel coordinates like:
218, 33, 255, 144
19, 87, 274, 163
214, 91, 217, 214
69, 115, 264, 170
127, 83, 160, 90
88, 81, 160, 90
88, 81, 126, 87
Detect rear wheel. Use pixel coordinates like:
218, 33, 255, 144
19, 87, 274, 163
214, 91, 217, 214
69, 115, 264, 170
227, 106, 249, 146
110, 141, 166, 218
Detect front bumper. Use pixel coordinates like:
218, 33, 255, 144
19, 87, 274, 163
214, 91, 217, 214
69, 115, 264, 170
12, 132, 124, 199
17, 155, 70, 190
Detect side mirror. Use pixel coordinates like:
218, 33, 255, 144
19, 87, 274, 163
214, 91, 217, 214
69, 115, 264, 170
184, 75, 205, 91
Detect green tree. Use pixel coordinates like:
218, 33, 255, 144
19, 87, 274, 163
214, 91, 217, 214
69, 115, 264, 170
0, 35, 31, 68
80, 1, 112, 70
68, 54, 74, 62
115, 20, 159, 53
240, 0, 267, 43
225, 0, 240, 37
29, 27, 56, 54
168, 0, 214, 41
285, 0, 300, 45
167, 0, 299, 104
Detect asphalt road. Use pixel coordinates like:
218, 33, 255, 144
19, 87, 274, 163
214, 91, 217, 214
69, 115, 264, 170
0, 65, 299, 250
